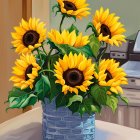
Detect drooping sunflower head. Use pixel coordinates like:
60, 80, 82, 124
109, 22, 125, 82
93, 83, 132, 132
57, 0, 90, 19
11, 18, 47, 54
54, 53, 95, 95
48, 29, 89, 48
10, 53, 41, 90
93, 7, 126, 47
95, 59, 128, 94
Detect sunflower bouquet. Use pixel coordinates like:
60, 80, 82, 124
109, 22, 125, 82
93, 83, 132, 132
7, 0, 128, 116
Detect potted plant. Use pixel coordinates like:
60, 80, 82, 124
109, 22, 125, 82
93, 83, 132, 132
7, 0, 128, 139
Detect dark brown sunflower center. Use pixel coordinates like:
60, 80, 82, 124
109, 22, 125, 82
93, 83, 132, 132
63, 1, 77, 11
105, 70, 113, 82
23, 30, 39, 47
101, 24, 111, 38
63, 68, 84, 87
25, 65, 33, 81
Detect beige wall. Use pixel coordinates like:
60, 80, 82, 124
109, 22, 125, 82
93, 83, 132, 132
0, 0, 32, 123
0, 0, 22, 123
32, 0, 50, 29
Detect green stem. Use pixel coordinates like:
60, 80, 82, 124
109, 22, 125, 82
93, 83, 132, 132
97, 43, 108, 63
59, 15, 65, 33
39, 69, 55, 74
37, 49, 42, 61
47, 48, 54, 76
37, 49, 45, 75
83, 93, 88, 98
48, 48, 54, 58
41, 45, 47, 56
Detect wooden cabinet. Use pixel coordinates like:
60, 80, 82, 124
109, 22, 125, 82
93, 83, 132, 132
96, 106, 140, 130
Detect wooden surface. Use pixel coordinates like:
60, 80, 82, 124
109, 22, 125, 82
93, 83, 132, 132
0, 0, 32, 123
96, 105, 140, 130
0, 0, 23, 123
22, 0, 32, 20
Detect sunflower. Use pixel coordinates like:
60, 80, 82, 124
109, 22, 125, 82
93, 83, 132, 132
93, 7, 126, 47
57, 0, 90, 19
48, 29, 89, 48
95, 59, 128, 94
54, 53, 95, 95
10, 53, 41, 90
11, 18, 47, 54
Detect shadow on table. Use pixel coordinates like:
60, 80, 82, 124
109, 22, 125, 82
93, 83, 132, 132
0, 122, 42, 140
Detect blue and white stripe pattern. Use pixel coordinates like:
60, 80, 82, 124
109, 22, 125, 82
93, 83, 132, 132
42, 99, 95, 140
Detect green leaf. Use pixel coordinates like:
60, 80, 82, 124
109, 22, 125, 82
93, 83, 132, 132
7, 86, 36, 109
36, 52, 46, 67
90, 85, 109, 105
55, 10, 60, 16
68, 102, 81, 114
67, 95, 83, 107
86, 22, 98, 37
68, 24, 79, 35
52, 4, 59, 12
47, 39, 58, 50
55, 92, 73, 108
120, 95, 128, 105
71, 16, 76, 22
35, 75, 51, 101
49, 76, 61, 101
8, 94, 37, 109
50, 54, 60, 70
8, 87, 28, 99
48, 37, 93, 57
42, 75, 51, 88
82, 98, 101, 115
79, 45, 93, 57
106, 95, 118, 113
91, 104, 101, 113
55, 93, 67, 108
56, 44, 93, 57
79, 105, 86, 116
89, 34, 100, 58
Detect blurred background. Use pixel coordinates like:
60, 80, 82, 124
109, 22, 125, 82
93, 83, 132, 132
0, 0, 140, 130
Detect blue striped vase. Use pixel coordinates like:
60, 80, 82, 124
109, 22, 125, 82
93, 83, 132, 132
42, 99, 95, 140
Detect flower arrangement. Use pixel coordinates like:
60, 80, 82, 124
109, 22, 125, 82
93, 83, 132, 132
7, 0, 128, 116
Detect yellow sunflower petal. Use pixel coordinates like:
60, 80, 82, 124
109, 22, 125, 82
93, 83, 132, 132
97, 59, 127, 94
92, 7, 126, 46
62, 85, 69, 95
10, 53, 40, 90
48, 29, 89, 48
110, 87, 118, 94
57, 0, 90, 19
54, 53, 95, 95
11, 18, 47, 54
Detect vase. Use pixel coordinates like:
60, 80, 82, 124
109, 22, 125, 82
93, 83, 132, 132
42, 98, 95, 140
